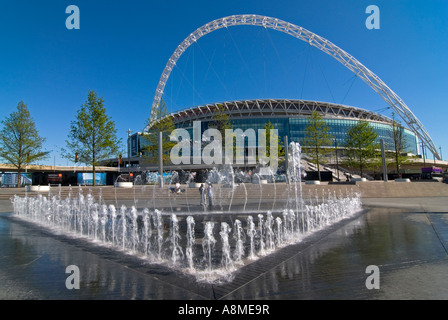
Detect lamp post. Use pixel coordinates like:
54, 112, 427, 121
127, 129, 132, 169
380, 139, 388, 182
334, 138, 340, 181
158, 131, 163, 188
421, 141, 426, 167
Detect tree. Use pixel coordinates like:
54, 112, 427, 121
207, 104, 232, 163
343, 120, 379, 178
0, 101, 49, 187
302, 111, 334, 181
366, 150, 385, 179
142, 99, 175, 165
63, 90, 121, 186
388, 113, 409, 177
208, 104, 232, 138
263, 121, 285, 158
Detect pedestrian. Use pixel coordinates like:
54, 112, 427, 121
199, 183, 205, 206
207, 183, 214, 210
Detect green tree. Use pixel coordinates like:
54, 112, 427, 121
142, 99, 175, 165
367, 150, 385, 179
263, 121, 285, 158
0, 101, 49, 187
63, 90, 121, 186
343, 120, 379, 178
388, 113, 409, 177
302, 111, 334, 181
208, 104, 232, 139
208, 104, 232, 163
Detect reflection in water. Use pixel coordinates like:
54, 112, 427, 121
2, 206, 447, 299
221, 208, 448, 300
0, 214, 206, 299
11, 189, 362, 284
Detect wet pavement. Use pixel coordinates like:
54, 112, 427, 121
1, 197, 448, 301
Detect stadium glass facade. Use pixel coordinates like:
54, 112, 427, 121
131, 99, 419, 159
188, 118, 417, 155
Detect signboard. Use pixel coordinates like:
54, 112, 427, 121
48, 173, 63, 184
0, 173, 32, 187
77, 173, 106, 186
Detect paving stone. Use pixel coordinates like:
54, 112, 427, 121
1, 186, 448, 302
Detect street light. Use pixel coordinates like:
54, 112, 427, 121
127, 129, 132, 170
334, 138, 340, 181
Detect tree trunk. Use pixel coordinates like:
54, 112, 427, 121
316, 146, 321, 181
359, 155, 363, 178
17, 166, 22, 188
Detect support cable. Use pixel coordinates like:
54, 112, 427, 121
341, 74, 357, 105
148, 14, 440, 159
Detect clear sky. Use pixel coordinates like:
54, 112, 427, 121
1, 0, 447, 166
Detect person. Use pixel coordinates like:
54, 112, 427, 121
207, 183, 213, 210
199, 183, 205, 206
175, 182, 181, 194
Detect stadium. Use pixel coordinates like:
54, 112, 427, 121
123, 98, 422, 181
119, 15, 444, 182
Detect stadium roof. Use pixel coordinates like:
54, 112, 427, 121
148, 99, 394, 129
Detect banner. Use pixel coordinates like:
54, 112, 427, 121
77, 173, 106, 186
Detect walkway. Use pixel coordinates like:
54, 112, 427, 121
1, 184, 448, 304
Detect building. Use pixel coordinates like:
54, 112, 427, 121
127, 99, 418, 166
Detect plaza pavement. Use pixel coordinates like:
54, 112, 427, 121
0, 181, 447, 303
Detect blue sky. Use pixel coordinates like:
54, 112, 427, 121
0, 0, 447, 165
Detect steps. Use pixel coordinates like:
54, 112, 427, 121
2, 181, 447, 203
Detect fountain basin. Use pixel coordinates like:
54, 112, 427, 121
395, 178, 411, 182
11, 140, 363, 285
305, 180, 321, 185
12, 191, 362, 284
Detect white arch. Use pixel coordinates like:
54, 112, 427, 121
149, 14, 439, 159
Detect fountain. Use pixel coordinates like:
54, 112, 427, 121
257, 213, 266, 256
155, 209, 164, 261
202, 222, 216, 272
219, 222, 234, 271
119, 205, 127, 250
11, 141, 363, 284
142, 208, 151, 256
185, 216, 195, 270
247, 216, 257, 260
233, 219, 245, 264
169, 214, 183, 266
